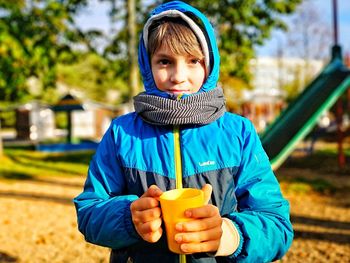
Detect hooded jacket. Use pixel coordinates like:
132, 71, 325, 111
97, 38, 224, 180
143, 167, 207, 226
74, 1, 293, 262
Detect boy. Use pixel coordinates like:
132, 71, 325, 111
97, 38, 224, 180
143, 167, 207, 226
74, 1, 293, 262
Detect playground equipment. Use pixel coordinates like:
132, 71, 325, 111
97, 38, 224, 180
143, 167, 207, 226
260, 0, 350, 170
260, 45, 350, 170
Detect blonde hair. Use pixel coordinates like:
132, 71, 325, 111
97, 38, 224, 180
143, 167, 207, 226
148, 19, 204, 59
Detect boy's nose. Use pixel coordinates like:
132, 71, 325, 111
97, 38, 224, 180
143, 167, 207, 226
170, 64, 187, 83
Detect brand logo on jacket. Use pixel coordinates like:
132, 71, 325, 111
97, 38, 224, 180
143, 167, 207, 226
198, 160, 216, 167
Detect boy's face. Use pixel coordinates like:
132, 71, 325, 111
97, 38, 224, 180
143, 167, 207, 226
151, 45, 206, 96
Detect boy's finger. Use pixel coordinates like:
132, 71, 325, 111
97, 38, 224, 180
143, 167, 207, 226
176, 216, 221, 232
131, 197, 159, 212
143, 227, 163, 243
202, 184, 212, 204
138, 217, 163, 234
180, 239, 220, 254
185, 204, 219, 219
141, 185, 163, 198
134, 207, 162, 223
175, 227, 221, 243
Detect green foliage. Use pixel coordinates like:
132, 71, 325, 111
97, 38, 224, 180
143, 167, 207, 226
55, 112, 68, 130
57, 53, 129, 103
288, 177, 335, 194
100, 0, 149, 98
101, 0, 148, 59
0, 0, 89, 102
0, 110, 15, 128
0, 0, 304, 106
0, 149, 93, 180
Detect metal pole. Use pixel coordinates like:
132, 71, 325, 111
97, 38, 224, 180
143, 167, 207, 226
332, 0, 344, 168
348, 88, 350, 113
332, 0, 338, 45
336, 98, 345, 168
67, 111, 72, 144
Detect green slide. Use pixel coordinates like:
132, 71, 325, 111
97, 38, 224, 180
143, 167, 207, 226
260, 46, 350, 170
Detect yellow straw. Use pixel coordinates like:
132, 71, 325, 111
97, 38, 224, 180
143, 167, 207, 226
173, 124, 185, 263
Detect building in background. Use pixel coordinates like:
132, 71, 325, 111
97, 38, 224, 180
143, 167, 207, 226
0, 101, 57, 142
70, 101, 120, 140
1, 97, 128, 145
52, 93, 125, 143
244, 56, 324, 131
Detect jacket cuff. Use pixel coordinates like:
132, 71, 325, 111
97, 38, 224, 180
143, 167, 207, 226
231, 219, 244, 258
214, 217, 240, 256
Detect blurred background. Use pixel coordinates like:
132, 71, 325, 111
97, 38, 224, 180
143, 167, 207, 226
0, 0, 349, 262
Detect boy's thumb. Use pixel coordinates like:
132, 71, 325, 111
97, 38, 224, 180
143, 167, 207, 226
202, 184, 212, 204
142, 185, 163, 198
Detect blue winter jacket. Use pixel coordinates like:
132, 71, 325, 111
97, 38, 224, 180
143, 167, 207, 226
74, 1, 293, 262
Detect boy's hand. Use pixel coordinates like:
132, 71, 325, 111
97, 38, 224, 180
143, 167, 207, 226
174, 184, 223, 254
130, 185, 163, 243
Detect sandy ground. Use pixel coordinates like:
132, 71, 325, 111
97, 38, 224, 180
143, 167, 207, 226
277, 167, 350, 263
0, 176, 110, 263
0, 169, 349, 263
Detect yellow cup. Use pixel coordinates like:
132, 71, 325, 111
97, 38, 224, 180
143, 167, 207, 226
159, 188, 204, 254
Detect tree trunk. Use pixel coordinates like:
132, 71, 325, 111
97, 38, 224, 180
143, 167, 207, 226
127, 0, 140, 98
0, 119, 3, 157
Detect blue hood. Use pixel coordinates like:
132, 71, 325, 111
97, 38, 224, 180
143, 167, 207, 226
138, 1, 220, 98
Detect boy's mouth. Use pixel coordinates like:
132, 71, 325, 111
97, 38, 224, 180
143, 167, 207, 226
167, 89, 191, 94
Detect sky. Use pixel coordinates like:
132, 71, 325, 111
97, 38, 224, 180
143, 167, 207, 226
255, 0, 350, 58
75, 0, 350, 59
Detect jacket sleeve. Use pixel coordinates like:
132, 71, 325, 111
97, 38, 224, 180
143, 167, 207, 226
227, 119, 293, 262
73, 123, 141, 249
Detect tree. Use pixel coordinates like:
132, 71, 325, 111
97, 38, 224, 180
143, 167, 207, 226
100, 0, 150, 99
285, 0, 332, 61
0, 0, 100, 156
0, 0, 94, 102
0, 119, 2, 157
127, 0, 140, 97
279, 0, 332, 100
56, 52, 129, 103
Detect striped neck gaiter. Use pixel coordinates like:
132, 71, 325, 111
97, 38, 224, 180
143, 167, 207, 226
133, 87, 226, 126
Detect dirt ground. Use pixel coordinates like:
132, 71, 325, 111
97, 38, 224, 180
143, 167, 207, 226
276, 167, 350, 263
0, 168, 349, 263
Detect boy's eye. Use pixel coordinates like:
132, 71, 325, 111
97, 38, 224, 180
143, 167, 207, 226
190, 58, 201, 64
159, 59, 170, 65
